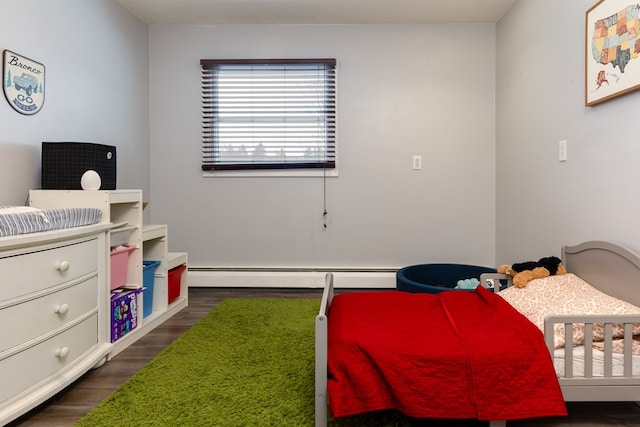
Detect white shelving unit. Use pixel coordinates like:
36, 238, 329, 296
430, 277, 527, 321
28, 190, 188, 359
141, 225, 188, 342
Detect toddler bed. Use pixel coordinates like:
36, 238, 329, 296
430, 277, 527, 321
0, 206, 102, 237
315, 241, 640, 427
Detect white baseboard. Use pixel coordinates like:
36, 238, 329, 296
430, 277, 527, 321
187, 268, 397, 289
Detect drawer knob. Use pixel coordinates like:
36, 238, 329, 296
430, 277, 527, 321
56, 260, 71, 272
54, 304, 70, 315
55, 347, 69, 359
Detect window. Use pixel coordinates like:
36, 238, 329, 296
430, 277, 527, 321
200, 59, 336, 172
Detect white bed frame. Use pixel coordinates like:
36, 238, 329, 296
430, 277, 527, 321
315, 241, 640, 427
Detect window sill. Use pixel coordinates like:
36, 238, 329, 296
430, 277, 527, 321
202, 168, 338, 178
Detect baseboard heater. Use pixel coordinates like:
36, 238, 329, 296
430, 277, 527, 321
187, 267, 398, 289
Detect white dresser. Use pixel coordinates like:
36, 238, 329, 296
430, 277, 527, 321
0, 223, 111, 425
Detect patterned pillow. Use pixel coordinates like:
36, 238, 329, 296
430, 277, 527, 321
498, 273, 640, 350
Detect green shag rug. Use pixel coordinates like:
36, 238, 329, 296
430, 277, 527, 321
76, 299, 425, 427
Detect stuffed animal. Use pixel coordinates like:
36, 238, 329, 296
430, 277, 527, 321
497, 256, 567, 288
455, 278, 480, 289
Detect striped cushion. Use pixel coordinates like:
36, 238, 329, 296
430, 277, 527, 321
0, 206, 102, 237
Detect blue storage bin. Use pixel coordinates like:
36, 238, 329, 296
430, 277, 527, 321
142, 260, 161, 318
396, 263, 496, 294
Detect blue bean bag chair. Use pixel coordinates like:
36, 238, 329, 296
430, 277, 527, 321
396, 263, 496, 294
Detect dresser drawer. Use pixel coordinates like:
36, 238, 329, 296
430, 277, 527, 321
0, 313, 98, 405
0, 238, 98, 302
0, 277, 98, 353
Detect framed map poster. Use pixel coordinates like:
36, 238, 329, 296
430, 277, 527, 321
586, 1, 640, 106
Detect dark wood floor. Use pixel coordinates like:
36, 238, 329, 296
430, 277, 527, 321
7, 287, 640, 427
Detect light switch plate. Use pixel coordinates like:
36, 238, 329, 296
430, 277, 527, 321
559, 140, 567, 162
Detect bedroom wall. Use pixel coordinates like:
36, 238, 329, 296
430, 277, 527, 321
0, 0, 150, 208
148, 24, 497, 277
496, 1, 640, 261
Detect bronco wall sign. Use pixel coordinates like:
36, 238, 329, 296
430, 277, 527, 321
3, 50, 45, 115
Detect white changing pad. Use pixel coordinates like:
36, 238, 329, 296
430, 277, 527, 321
0, 206, 102, 237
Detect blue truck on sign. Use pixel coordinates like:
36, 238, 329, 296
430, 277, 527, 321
13, 73, 37, 96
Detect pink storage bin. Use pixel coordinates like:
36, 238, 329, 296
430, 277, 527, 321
110, 245, 137, 290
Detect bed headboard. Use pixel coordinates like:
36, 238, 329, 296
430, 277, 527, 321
562, 241, 640, 308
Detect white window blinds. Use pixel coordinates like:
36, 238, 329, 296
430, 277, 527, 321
201, 59, 336, 171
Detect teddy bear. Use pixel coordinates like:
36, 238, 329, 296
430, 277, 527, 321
497, 256, 567, 288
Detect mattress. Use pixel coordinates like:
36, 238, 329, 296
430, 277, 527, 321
554, 346, 640, 377
0, 206, 102, 237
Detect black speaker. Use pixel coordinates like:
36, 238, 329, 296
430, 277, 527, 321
41, 142, 117, 190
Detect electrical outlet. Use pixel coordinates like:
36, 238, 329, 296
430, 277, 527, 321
412, 155, 422, 170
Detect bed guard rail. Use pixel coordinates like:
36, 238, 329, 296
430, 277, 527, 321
479, 273, 512, 292
544, 314, 640, 384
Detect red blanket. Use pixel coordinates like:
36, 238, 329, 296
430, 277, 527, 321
327, 286, 567, 421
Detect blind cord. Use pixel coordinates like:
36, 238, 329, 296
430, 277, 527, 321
323, 164, 328, 230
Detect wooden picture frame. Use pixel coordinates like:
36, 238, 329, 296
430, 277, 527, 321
585, 1, 640, 106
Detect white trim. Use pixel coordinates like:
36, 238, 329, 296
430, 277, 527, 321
187, 268, 396, 289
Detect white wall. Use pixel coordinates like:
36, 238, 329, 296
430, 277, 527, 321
148, 24, 497, 270
3, 1, 633, 279
496, 1, 640, 262
0, 0, 150, 206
